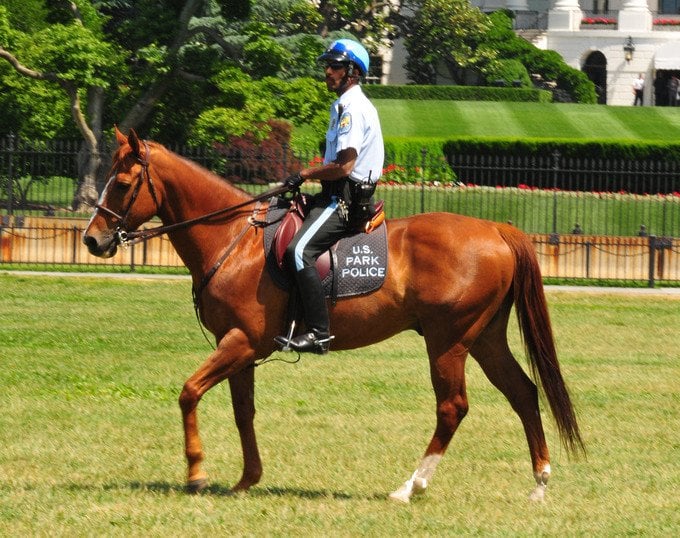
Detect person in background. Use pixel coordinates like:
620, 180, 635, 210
632, 73, 644, 106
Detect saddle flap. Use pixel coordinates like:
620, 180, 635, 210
273, 209, 302, 270
272, 203, 332, 279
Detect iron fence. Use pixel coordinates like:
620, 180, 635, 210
1, 135, 679, 237
1, 135, 679, 284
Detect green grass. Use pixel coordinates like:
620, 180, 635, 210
376, 99, 680, 141
1, 274, 679, 535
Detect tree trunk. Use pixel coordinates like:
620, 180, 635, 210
67, 84, 103, 213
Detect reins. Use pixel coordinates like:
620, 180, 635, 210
97, 140, 290, 249
120, 183, 289, 247
122, 184, 289, 246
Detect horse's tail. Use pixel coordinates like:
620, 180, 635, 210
498, 224, 586, 457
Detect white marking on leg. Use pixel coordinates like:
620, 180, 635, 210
529, 463, 551, 502
389, 454, 442, 503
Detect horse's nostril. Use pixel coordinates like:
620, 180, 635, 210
83, 234, 98, 251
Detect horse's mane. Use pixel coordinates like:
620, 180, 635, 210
133, 139, 255, 200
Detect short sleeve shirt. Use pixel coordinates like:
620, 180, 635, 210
324, 85, 384, 184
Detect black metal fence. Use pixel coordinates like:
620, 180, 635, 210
2, 135, 679, 237
1, 135, 679, 284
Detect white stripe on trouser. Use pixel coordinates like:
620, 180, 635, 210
294, 196, 339, 272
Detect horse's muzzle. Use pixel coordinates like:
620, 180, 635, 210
83, 231, 118, 258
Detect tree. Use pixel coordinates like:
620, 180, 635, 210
403, 0, 497, 85
0, 0, 210, 210
0, 0, 399, 211
0, 3, 124, 210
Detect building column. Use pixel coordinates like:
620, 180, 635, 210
618, 0, 652, 32
548, 0, 583, 32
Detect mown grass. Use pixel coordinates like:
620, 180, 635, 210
376, 100, 680, 141
1, 274, 679, 535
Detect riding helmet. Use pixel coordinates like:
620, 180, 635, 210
318, 39, 370, 77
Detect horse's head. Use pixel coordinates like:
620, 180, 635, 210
83, 127, 161, 258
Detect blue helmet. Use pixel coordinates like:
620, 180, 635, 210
318, 39, 370, 77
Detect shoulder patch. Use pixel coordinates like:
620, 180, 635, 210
338, 112, 351, 134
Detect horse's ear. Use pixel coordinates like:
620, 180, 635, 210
128, 128, 141, 158
114, 125, 126, 146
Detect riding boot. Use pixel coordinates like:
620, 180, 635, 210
277, 266, 333, 354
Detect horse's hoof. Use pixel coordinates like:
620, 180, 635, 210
528, 483, 546, 502
388, 488, 411, 504
186, 477, 209, 494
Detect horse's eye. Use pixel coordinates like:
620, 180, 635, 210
115, 179, 132, 192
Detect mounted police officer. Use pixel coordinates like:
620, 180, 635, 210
275, 38, 385, 355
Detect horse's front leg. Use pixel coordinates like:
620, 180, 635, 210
178, 329, 257, 493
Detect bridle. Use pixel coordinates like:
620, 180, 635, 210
95, 140, 289, 249
96, 140, 160, 248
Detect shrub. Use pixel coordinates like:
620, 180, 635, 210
363, 85, 551, 102
213, 119, 302, 184
484, 58, 531, 88
486, 11, 597, 104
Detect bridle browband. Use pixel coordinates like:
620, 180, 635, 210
95, 140, 289, 248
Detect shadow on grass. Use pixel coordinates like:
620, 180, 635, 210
121, 481, 386, 501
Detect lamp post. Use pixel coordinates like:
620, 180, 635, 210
623, 36, 635, 63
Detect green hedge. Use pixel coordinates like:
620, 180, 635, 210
363, 84, 552, 103
442, 137, 680, 160
384, 136, 448, 158
442, 137, 680, 194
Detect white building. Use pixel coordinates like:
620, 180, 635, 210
382, 0, 680, 106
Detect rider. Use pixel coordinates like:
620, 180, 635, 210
275, 38, 385, 355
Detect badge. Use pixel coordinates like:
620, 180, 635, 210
339, 112, 351, 133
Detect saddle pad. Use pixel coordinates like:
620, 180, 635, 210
263, 196, 388, 298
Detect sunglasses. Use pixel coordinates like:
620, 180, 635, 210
325, 62, 348, 71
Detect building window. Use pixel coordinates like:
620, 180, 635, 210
661, 0, 680, 14
366, 55, 383, 85
592, 0, 609, 14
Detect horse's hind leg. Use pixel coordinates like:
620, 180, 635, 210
390, 340, 469, 503
470, 306, 551, 501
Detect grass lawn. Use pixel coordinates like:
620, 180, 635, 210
1, 274, 679, 535
376, 99, 680, 142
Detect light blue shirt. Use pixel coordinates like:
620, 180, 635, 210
324, 85, 384, 184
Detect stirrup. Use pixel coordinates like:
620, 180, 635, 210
276, 332, 334, 355
274, 320, 297, 352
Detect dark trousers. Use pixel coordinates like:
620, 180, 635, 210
285, 195, 349, 271
634, 90, 643, 106
283, 195, 350, 337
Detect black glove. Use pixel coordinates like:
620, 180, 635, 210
283, 172, 304, 190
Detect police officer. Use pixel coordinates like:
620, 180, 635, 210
275, 38, 384, 354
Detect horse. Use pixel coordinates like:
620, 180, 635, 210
83, 127, 584, 503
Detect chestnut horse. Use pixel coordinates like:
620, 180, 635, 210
83, 128, 584, 503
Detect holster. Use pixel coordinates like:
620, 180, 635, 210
348, 181, 377, 230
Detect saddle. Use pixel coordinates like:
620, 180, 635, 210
263, 194, 388, 301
